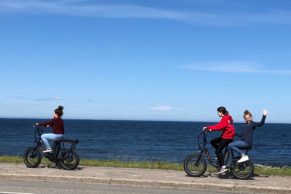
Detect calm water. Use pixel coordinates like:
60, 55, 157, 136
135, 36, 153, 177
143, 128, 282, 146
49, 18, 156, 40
0, 119, 290, 166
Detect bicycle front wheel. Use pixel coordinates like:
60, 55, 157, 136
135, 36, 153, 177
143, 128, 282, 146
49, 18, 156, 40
23, 146, 42, 168
231, 160, 254, 180
183, 153, 207, 177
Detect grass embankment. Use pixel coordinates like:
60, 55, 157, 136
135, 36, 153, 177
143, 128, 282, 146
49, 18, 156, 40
1, 155, 291, 176
0, 155, 182, 170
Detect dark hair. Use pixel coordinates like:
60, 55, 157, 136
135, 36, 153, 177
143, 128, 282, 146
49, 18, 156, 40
55, 105, 64, 117
244, 110, 253, 117
217, 106, 228, 115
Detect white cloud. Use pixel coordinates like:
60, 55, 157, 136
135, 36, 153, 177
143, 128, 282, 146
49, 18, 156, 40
6, 96, 28, 100
6, 96, 63, 101
150, 105, 176, 112
184, 61, 291, 75
0, 0, 194, 21
0, 0, 291, 26
34, 96, 62, 101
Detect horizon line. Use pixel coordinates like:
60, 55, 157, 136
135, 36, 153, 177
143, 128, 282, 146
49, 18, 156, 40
0, 117, 290, 125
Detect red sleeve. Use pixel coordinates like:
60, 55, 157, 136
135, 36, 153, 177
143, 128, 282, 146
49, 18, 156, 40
39, 119, 54, 127
207, 117, 228, 131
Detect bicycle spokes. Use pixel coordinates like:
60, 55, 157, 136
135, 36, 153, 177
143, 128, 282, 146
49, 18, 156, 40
29, 150, 37, 158
231, 160, 254, 179
183, 154, 207, 177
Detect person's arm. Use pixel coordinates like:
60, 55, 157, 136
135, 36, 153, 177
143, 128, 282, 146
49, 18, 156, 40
253, 110, 268, 128
207, 116, 229, 131
37, 119, 54, 127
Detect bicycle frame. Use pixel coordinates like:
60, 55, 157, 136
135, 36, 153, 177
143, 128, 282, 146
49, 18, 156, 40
32, 126, 78, 162
24, 125, 80, 170
184, 130, 254, 179
224, 147, 250, 168
197, 131, 219, 168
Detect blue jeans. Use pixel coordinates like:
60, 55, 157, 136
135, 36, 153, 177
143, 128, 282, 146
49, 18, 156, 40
228, 141, 250, 156
41, 133, 64, 150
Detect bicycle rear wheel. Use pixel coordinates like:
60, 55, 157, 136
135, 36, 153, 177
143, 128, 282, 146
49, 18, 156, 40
61, 150, 80, 170
183, 153, 207, 177
231, 159, 254, 179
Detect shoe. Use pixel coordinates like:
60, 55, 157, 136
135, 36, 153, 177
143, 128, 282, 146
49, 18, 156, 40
218, 165, 228, 174
43, 149, 52, 153
47, 164, 57, 168
238, 155, 249, 163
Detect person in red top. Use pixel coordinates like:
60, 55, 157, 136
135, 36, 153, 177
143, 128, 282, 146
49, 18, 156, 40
203, 106, 235, 174
36, 106, 65, 153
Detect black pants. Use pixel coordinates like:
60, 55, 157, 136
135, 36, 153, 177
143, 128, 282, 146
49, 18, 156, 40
211, 137, 233, 167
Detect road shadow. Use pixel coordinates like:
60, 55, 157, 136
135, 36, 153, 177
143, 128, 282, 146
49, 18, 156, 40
207, 172, 257, 181
45, 164, 83, 171
185, 174, 210, 178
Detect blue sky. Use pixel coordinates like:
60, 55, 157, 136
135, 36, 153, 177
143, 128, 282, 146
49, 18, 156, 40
0, 0, 291, 123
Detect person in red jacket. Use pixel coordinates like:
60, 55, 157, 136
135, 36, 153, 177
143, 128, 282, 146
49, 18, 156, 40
203, 106, 235, 174
36, 106, 65, 153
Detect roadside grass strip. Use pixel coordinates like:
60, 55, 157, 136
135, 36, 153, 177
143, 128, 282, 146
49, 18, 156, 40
1, 155, 290, 176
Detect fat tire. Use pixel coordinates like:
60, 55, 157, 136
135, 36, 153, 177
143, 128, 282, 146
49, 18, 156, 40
231, 160, 254, 180
183, 153, 207, 177
23, 146, 42, 168
60, 150, 80, 170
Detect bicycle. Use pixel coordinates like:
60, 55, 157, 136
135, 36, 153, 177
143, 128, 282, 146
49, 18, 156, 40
23, 125, 80, 170
183, 130, 254, 179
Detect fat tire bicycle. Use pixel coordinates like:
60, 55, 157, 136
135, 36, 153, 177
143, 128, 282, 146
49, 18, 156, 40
184, 130, 254, 180
23, 126, 80, 170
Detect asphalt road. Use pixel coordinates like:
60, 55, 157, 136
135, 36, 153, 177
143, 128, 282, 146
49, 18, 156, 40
0, 179, 231, 194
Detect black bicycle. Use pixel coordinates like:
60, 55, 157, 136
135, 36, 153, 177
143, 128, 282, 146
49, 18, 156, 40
23, 125, 80, 170
183, 130, 254, 179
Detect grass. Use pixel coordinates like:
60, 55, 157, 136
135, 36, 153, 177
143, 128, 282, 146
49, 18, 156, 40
255, 165, 291, 176
1, 155, 291, 176
0, 155, 183, 170
80, 159, 183, 170
0, 156, 23, 164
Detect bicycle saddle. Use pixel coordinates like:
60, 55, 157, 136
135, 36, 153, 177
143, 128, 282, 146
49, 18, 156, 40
240, 147, 252, 150
55, 139, 79, 144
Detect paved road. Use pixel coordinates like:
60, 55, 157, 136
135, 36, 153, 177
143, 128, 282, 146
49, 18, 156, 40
0, 179, 228, 194
1, 164, 291, 193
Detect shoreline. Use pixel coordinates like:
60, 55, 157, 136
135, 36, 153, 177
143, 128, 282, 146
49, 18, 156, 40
1, 117, 290, 124
1, 155, 291, 177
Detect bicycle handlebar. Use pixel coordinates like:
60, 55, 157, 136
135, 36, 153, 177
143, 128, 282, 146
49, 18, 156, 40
197, 130, 208, 149
33, 125, 46, 137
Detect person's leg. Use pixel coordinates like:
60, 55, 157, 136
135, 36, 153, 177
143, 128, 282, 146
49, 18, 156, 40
228, 141, 244, 156
231, 141, 251, 163
41, 133, 64, 151
50, 134, 64, 151
211, 137, 221, 150
229, 141, 250, 156
41, 133, 54, 150
216, 139, 232, 173
216, 139, 229, 162
211, 138, 222, 166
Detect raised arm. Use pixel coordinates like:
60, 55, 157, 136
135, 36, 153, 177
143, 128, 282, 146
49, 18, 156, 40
254, 110, 268, 128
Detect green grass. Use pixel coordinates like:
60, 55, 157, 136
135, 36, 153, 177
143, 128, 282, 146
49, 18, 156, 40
1, 155, 291, 176
255, 165, 291, 176
0, 155, 183, 170
0, 156, 23, 164
80, 159, 183, 170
